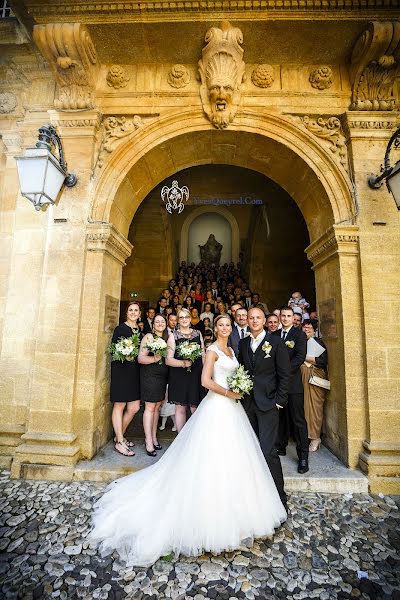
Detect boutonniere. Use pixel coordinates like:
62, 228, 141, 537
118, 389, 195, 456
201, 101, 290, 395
285, 340, 295, 349
262, 341, 272, 358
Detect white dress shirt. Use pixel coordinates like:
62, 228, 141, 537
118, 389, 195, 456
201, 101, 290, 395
281, 325, 293, 339
250, 330, 266, 352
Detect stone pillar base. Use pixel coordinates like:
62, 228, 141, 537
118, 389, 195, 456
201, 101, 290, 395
0, 425, 25, 468
10, 432, 80, 481
359, 441, 400, 495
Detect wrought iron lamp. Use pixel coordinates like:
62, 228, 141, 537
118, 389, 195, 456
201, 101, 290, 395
368, 126, 400, 210
15, 125, 77, 211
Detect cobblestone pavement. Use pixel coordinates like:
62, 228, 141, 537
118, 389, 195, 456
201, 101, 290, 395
0, 470, 399, 600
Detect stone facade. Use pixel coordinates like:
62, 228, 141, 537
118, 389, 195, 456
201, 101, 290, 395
0, 4, 399, 493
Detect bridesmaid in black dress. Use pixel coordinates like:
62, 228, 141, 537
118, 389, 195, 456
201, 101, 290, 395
110, 301, 142, 456
138, 314, 169, 457
166, 308, 205, 433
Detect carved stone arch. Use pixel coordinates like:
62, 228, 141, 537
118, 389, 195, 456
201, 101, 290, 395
90, 108, 355, 243
179, 205, 240, 265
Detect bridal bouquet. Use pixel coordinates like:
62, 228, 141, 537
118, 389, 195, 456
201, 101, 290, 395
226, 365, 253, 402
177, 341, 203, 372
145, 336, 168, 364
108, 334, 140, 363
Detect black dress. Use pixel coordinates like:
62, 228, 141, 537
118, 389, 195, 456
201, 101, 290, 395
168, 329, 205, 407
110, 323, 141, 403
140, 335, 169, 403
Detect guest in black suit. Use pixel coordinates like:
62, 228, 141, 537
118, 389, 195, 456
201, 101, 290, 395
273, 306, 308, 473
243, 288, 253, 310
157, 297, 168, 315
228, 307, 249, 358
239, 307, 290, 509
143, 307, 156, 334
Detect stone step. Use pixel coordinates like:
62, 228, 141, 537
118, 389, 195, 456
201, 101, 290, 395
74, 439, 368, 493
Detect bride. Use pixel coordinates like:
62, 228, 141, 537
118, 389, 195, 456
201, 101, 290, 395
89, 314, 287, 566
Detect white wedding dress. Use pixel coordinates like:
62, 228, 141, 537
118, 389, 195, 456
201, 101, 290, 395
89, 344, 287, 566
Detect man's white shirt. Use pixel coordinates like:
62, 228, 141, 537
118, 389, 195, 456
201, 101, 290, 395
250, 330, 266, 352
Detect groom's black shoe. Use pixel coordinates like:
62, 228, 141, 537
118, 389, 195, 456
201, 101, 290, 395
297, 458, 309, 474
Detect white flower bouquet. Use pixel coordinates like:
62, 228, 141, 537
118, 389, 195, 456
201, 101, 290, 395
145, 336, 168, 364
226, 365, 254, 402
108, 334, 140, 363
177, 341, 203, 372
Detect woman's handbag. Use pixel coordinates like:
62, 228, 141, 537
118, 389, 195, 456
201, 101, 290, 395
309, 367, 331, 390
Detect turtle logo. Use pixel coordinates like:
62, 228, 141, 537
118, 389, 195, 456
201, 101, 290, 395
161, 180, 189, 214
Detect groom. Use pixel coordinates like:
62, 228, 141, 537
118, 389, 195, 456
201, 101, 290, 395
238, 307, 290, 509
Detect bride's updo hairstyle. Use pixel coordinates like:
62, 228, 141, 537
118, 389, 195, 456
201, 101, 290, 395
213, 314, 232, 338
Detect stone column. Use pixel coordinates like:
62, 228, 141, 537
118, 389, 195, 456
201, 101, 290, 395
345, 111, 400, 494
11, 110, 102, 480
0, 132, 29, 466
74, 223, 132, 460
306, 225, 367, 469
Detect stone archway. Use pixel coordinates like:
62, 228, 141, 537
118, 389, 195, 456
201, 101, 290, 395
75, 109, 365, 474
180, 205, 240, 265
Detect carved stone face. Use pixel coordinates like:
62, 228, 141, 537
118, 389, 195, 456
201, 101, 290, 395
208, 79, 235, 129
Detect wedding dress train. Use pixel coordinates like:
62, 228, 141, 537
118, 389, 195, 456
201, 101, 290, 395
89, 344, 287, 566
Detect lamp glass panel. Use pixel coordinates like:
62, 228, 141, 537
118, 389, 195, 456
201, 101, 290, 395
387, 164, 400, 209
44, 158, 66, 202
16, 155, 48, 195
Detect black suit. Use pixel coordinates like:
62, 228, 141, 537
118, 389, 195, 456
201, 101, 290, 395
273, 327, 308, 459
228, 324, 249, 358
238, 332, 290, 506
142, 318, 153, 334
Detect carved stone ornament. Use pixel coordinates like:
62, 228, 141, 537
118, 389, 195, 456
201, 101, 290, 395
167, 64, 190, 88
106, 65, 129, 89
33, 23, 98, 110
0, 92, 17, 113
251, 64, 274, 88
309, 66, 333, 90
198, 20, 245, 129
349, 21, 400, 111
97, 115, 143, 168
295, 115, 347, 171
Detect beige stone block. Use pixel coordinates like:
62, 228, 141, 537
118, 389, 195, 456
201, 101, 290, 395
367, 379, 400, 411
35, 328, 78, 355
33, 352, 76, 382
387, 348, 400, 378
369, 410, 400, 443
29, 409, 73, 434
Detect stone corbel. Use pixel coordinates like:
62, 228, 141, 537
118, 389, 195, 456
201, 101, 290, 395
86, 223, 133, 266
349, 21, 400, 111
33, 23, 98, 111
306, 225, 359, 270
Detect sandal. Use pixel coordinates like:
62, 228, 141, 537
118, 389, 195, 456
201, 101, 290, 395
114, 441, 135, 457
114, 437, 135, 448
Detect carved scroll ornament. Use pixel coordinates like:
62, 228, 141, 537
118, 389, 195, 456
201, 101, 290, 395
97, 115, 143, 168
294, 116, 348, 171
198, 21, 245, 129
33, 23, 98, 110
349, 21, 400, 111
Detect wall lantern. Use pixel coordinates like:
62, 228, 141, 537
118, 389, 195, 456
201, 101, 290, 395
368, 126, 400, 210
15, 125, 77, 211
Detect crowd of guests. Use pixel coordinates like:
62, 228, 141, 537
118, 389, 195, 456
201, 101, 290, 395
110, 261, 329, 474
